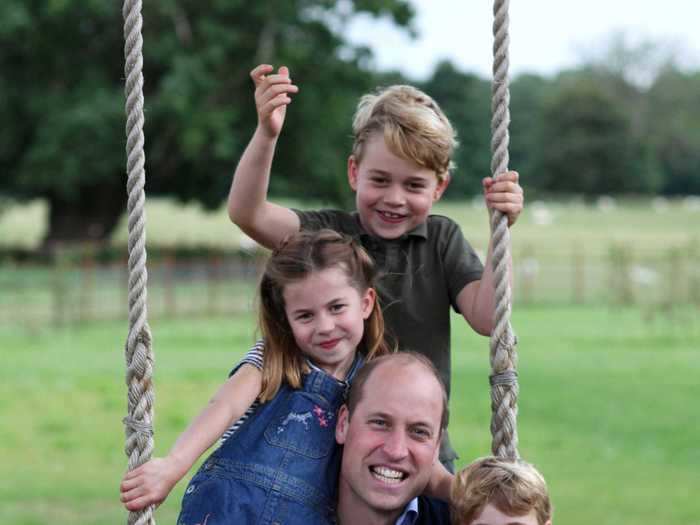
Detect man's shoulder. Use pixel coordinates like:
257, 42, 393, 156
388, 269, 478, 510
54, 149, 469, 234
415, 496, 451, 524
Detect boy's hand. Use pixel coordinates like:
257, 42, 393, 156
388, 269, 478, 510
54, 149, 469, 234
483, 170, 524, 227
119, 456, 184, 511
250, 64, 299, 139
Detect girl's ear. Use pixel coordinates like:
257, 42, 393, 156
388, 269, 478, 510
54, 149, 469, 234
347, 156, 359, 191
361, 288, 377, 320
335, 405, 350, 444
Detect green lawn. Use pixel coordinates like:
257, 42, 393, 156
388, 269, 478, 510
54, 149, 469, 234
1, 305, 698, 524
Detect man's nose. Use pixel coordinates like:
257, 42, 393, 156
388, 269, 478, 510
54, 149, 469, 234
382, 429, 409, 460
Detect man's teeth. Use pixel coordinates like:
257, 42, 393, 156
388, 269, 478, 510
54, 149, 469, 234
371, 466, 405, 483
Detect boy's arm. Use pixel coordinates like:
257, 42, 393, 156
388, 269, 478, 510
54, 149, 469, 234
120, 363, 262, 511
228, 64, 300, 249
423, 460, 455, 502
456, 171, 523, 336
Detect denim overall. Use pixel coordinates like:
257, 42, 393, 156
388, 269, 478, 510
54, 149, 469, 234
177, 356, 362, 525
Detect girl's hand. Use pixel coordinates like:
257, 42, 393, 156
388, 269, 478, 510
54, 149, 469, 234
250, 64, 299, 139
119, 456, 184, 511
483, 170, 524, 227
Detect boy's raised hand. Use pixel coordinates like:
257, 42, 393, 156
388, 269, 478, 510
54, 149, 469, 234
483, 170, 524, 227
250, 64, 299, 139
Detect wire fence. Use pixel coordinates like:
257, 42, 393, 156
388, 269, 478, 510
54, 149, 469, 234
1, 242, 699, 329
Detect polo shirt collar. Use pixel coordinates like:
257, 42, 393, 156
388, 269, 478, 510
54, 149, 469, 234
394, 497, 419, 525
352, 212, 429, 240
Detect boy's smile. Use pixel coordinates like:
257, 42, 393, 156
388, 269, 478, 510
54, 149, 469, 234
348, 134, 449, 240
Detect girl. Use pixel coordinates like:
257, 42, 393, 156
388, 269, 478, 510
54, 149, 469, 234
120, 229, 393, 524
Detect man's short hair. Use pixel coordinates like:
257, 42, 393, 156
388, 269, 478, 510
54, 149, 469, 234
346, 352, 449, 432
451, 456, 552, 525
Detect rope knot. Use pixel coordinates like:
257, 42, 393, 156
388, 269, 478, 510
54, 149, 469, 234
489, 369, 518, 387
123, 415, 154, 437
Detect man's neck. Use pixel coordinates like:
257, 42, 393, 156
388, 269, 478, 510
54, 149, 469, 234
336, 484, 403, 525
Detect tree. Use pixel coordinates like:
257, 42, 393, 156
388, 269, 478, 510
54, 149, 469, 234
0, 0, 414, 247
421, 61, 491, 199
537, 73, 653, 197
645, 67, 700, 195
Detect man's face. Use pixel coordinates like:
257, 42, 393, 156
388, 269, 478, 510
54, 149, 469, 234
348, 133, 449, 240
335, 361, 443, 517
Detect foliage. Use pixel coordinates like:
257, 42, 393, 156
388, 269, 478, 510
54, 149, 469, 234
0, 0, 414, 244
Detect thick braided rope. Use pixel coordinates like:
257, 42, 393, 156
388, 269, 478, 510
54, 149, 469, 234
489, 0, 519, 459
123, 1, 155, 524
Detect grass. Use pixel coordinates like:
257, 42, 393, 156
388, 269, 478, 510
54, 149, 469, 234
1, 305, 698, 524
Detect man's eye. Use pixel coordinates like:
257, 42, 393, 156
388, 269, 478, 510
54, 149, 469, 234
411, 427, 431, 439
369, 419, 387, 428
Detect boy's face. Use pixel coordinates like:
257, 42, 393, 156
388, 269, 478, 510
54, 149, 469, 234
468, 503, 549, 525
348, 134, 449, 239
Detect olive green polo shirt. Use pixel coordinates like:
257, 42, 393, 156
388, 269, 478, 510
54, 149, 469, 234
295, 209, 484, 463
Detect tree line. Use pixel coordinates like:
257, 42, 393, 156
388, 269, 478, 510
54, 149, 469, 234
1, 1, 699, 246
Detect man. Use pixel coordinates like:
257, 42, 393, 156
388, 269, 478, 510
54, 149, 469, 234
335, 352, 453, 524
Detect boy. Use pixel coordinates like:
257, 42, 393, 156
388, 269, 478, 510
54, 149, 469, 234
451, 457, 552, 525
228, 64, 524, 471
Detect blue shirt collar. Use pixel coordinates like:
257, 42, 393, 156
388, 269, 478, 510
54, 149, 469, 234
394, 497, 419, 525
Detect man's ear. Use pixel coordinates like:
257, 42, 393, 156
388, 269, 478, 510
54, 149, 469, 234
347, 156, 359, 191
336, 404, 350, 445
434, 174, 450, 201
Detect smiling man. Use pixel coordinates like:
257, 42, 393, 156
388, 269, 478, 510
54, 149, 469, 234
335, 352, 451, 525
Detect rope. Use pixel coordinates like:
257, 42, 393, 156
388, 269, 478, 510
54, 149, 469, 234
489, 0, 519, 460
122, 1, 155, 524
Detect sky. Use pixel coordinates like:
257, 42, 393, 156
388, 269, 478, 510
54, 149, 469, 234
345, 0, 700, 80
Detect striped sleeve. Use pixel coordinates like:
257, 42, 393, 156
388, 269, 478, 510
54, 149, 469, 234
220, 340, 265, 444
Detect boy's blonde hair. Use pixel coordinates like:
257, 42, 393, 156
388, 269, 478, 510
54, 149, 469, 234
451, 457, 552, 525
258, 230, 393, 402
352, 85, 458, 181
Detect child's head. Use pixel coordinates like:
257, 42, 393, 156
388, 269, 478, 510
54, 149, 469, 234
348, 85, 458, 239
451, 457, 552, 525
258, 229, 392, 401
352, 85, 458, 182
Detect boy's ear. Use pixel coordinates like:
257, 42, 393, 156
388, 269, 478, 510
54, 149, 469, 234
433, 174, 450, 201
347, 156, 359, 191
336, 405, 350, 445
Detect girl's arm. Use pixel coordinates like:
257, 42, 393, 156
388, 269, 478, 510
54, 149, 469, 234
119, 363, 262, 511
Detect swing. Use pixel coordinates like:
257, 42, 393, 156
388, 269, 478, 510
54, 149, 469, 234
120, 1, 519, 523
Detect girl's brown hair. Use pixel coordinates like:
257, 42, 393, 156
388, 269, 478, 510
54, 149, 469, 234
258, 229, 393, 402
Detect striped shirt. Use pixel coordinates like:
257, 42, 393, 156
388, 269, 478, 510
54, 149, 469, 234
219, 340, 265, 443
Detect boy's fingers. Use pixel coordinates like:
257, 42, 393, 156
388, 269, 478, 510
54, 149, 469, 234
250, 64, 274, 85
278, 65, 289, 77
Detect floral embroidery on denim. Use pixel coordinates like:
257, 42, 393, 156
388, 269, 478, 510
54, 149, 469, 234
313, 405, 334, 428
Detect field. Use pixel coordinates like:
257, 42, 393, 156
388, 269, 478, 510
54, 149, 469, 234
1, 198, 699, 524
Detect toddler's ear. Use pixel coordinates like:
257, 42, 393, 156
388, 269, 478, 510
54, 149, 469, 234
347, 156, 359, 191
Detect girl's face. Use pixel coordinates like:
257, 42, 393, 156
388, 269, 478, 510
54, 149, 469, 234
283, 266, 376, 380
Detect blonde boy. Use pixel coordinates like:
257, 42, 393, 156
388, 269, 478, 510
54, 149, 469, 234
228, 64, 524, 470
451, 457, 552, 525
